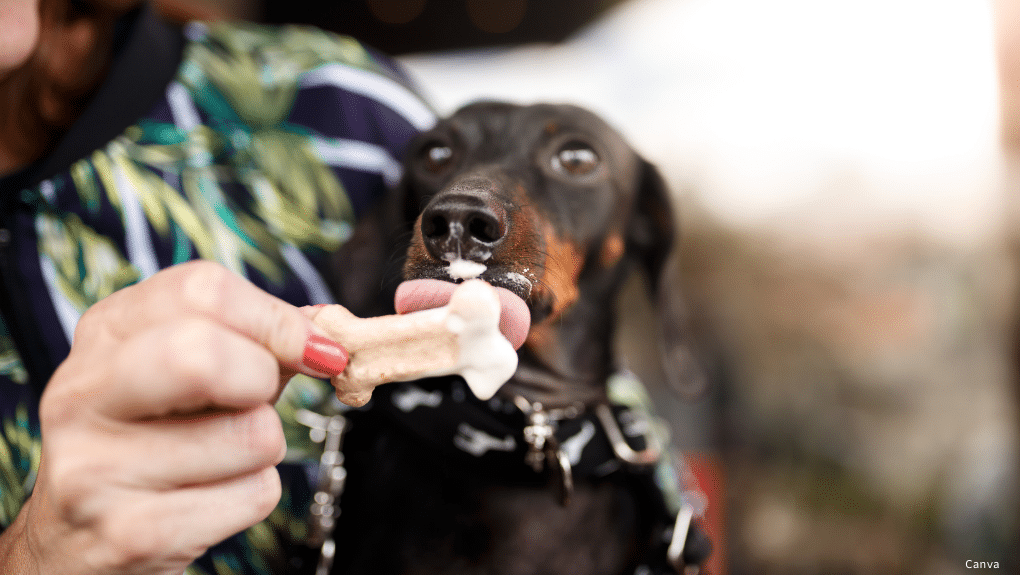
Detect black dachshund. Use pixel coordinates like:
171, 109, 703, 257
326, 102, 711, 575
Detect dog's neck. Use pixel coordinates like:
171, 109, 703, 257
501, 289, 619, 409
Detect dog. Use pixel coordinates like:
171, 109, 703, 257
325, 102, 711, 575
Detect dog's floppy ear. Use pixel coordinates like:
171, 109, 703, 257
627, 159, 708, 398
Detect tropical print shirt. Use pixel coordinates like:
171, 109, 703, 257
0, 6, 435, 574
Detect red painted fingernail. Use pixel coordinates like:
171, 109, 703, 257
303, 334, 349, 376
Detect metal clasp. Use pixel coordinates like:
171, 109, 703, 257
296, 409, 349, 575
520, 401, 554, 472
514, 397, 575, 506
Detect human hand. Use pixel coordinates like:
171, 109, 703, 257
0, 261, 347, 575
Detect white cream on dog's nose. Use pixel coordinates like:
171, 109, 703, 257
314, 279, 518, 400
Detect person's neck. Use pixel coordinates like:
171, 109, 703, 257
0, 146, 25, 179
0, 1, 123, 177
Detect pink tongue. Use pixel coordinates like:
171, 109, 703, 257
395, 279, 531, 350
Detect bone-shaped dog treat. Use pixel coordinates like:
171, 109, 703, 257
313, 280, 518, 401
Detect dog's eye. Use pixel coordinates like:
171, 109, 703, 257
552, 141, 600, 176
421, 143, 454, 173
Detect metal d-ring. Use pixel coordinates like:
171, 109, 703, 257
594, 403, 661, 467
666, 500, 696, 572
549, 441, 574, 506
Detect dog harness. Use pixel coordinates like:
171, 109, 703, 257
299, 371, 712, 574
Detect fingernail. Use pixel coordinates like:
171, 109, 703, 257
303, 334, 349, 376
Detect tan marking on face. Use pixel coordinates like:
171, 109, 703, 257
501, 185, 543, 272
529, 223, 584, 325
402, 216, 431, 277
599, 233, 625, 269
522, 322, 559, 357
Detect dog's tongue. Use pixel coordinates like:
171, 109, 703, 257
395, 279, 530, 350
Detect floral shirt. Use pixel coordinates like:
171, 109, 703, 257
0, 6, 435, 574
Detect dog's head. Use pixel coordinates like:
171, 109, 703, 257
334, 102, 703, 404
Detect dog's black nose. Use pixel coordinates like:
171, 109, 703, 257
420, 194, 507, 262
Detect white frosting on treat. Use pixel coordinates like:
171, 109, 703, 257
448, 258, 487, 280
417, 280, 517, 399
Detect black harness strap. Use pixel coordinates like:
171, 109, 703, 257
353, 377, 713, 572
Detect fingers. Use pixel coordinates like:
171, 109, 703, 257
277, 304, 331, 385
87, 317, 281, 419
73, 467, 282, 572
82, 261, 335, 377
147, 466, 282, 556
94, 404, 286, 489
44, 400, 284, 493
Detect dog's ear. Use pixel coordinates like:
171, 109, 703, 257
627, 159, 708, 398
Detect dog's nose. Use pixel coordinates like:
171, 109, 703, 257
420, 194, 507, 261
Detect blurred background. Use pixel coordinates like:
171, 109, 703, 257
155, 0, 1019, 573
